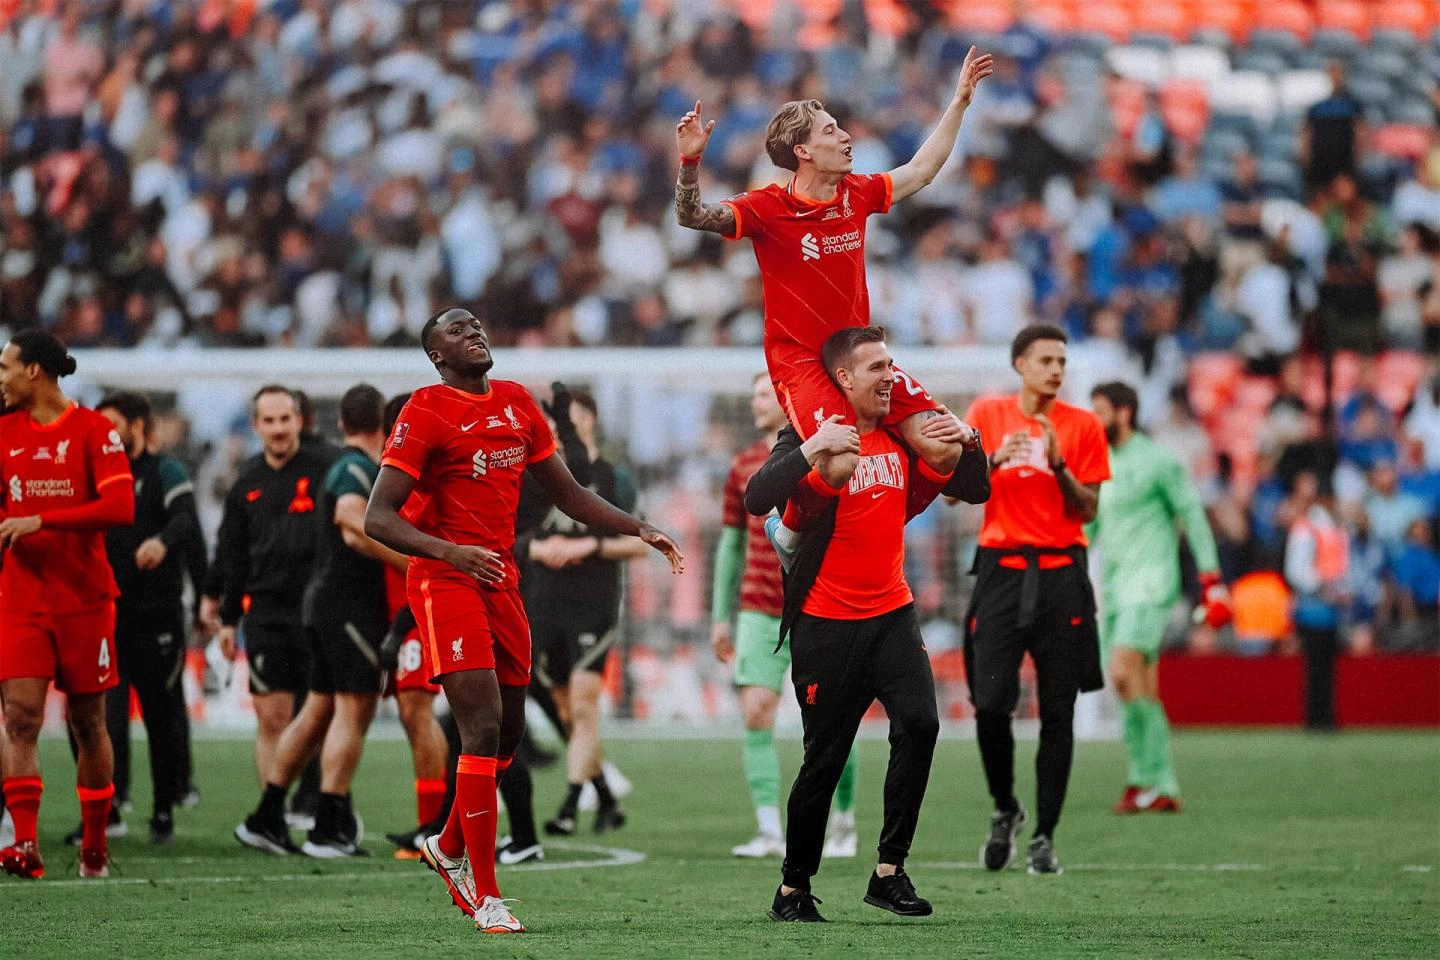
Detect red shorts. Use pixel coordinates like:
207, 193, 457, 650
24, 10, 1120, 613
392, 631, 441, 695
768, 349, 936, 439
408, 574, 531, 687
0, 602, 118, 695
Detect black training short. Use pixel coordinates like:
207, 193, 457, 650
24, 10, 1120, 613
531, 619, 619, 689
241, 615, 310, 696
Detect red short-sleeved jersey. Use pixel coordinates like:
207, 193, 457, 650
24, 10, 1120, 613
381, 381, 557, 586
802, 428, 949, 620
722, 439, 785, 618
724, 172, 892, 359
963, 395, 1111, 550
0, 404, 132, 613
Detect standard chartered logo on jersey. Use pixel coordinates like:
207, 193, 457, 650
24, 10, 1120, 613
473, 445, 525, 479
800, 229, 862, 262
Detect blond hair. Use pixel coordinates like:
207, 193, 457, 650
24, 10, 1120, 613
765, 99, 825, 171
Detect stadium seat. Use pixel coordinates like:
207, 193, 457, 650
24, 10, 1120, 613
1252, 3, 1316, 43
1074, 2, 1134, 45
940, 0, 1015, 33
1372, 1, 1436, 43
1170, 44, 1231, 86
1017, 0, 1075, 36
1106, 45, 1171, 88
1315, 0, 1371, 44
1159, 78, 1212, 143
1357, 48, 1415, 83
1257, 158, 1303, 200
1371, 124, 1434, 161
1131, 2, 1195, 45
1208, 71, 1278, 125
1190, 1, 1252, 46
1258, 126, 1299, 162
862, 0, 916, 37
1275, 69, 1334, 115
1386, 98, 1436, 126
1310, 29, 1363, 62
1232, 50, 1290, 76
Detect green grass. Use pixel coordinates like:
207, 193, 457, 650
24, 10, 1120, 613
6, 730, 1438, 959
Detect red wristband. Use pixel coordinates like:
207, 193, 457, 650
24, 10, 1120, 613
680, 154, 701, 166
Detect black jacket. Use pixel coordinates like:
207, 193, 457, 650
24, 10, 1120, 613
743, 425, 990, 644
106, 451, 206, 617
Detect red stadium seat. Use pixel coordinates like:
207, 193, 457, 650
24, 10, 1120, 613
1371, 0, 1437, 40
1016, 0, 1075, 36
1160, 79, 1211, 143
1191, 1, 1254, 44
1074, 2, 1135, 44
1253, 2, 1316, 42
1315, 0, 1372, 42
1371, 124, 1435, 161
1131, 2, 1196, 43
939, 0, 1016, 33
863, 0, 916, 37
1108, 77, 1148, 139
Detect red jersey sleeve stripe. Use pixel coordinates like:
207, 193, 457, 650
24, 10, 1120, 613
96, 472, 133, 489
915, 457, 953, 484
380, 457, 421, 480
721, 200, 743, 240
879, 172, 893, 213
526, 438, 558, 463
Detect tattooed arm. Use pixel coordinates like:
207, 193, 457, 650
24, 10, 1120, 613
675, 162, 737, 235
675, 99, 737, 236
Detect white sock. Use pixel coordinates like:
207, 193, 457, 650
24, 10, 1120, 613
757, 805, 782, 838
772, 522, 800, 551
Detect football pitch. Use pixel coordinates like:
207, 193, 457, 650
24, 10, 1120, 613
5, 729, 1437, 959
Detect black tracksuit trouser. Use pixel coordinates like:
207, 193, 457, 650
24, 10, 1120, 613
782, 603, 939, 890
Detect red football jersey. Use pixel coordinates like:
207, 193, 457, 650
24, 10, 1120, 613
0, 404, 132, 613
724, 172, 892, 361
964, 394, 1111, 550
721, 439, 785, 618
381, 381, 556, 586
803, 429, 948, 620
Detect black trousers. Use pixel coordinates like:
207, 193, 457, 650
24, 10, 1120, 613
107, 607, 188, 815
782, 604, 939, 890
965, 561, 1091, 839
1298, 625, 1338, 730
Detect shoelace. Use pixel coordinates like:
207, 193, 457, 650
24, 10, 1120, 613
786, 890, 823, 913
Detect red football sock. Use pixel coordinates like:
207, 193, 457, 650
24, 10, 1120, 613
781, 500, 804, 530
415, 778, 446, 827
437, 800, 464, 860
77, 783, 114, 852
455, 754, 499, 899
3, 776, 43, 845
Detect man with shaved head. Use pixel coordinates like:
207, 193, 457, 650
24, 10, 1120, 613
365, 307, 684, 934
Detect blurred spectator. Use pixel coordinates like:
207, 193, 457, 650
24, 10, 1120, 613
1151, 145, 1222, 227
1389, 517, 1440, 652
1342, 503, 1386, 657
1301, 62, 1363, 193
1283, 471, 1350, 730
961, 228, 1033, 346
1378, 224, 1438, 350
1363, 460, 1427, 563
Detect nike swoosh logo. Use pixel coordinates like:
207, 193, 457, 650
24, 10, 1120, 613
794, 208, 821, 218
461, 421, 480, 431
8, 449, 22, 456
870, 491, 886, 499
97, 672, 112, 684
464, 809, 493, 819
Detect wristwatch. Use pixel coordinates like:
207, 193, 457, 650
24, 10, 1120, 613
1051, 457, 1068, 473
964, 427, 982, 451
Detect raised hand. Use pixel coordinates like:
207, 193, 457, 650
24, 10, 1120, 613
676, 99, 716, 158
955, 46, 996, 105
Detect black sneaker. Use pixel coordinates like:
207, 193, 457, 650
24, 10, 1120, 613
496, 836, 544, 864
1027, 834, 1062, 875
385, 828, 426, 854
301, 829, 369, 859
149, 811, 174, 845
981, 804, 1027, 871
593, 802, 626, 834
64, 806, 127, 846
234, 812, 297, 855
769, 887, 827, 922
544, 814, 576, 836
863, 868, 933, 916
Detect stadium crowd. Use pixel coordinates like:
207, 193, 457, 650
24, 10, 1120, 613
3, 0, 1440, 660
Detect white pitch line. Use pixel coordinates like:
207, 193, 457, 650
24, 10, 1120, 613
1, 841, 644, 891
